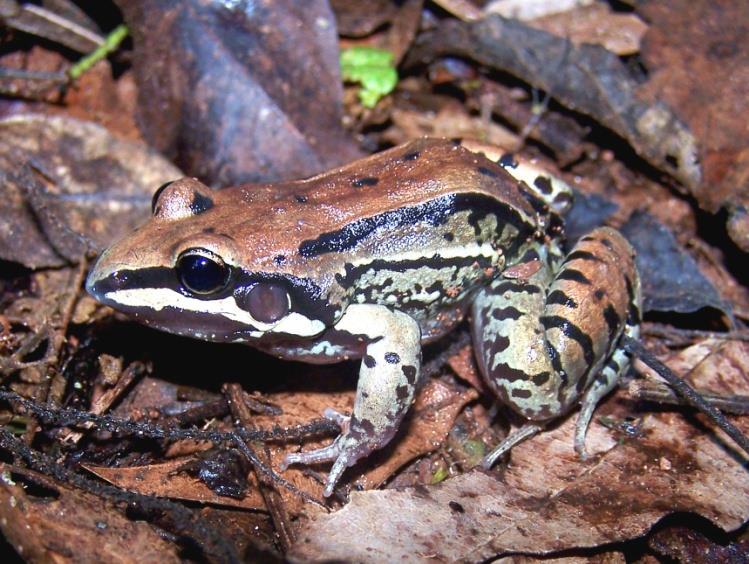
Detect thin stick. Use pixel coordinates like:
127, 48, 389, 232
622, 336, 749, 457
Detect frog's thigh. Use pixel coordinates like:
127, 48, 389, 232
285, 304, 421, 496
471, 258, 560, 421
472, 227, 639, 422
545, 227, 639, 413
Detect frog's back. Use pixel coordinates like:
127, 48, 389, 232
224, 139, 546, 329
227, 138, 542, 268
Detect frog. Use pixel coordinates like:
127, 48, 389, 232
86, 138, 641, 497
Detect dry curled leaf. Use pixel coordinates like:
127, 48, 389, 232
84, 456, 266, 511
290, 384, 749, 561
117, 0, 361, 186
405, 15, 701, 194
0, 113, 182, 268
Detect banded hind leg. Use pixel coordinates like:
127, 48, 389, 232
471, 227, 641, 468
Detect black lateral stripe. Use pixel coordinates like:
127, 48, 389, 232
477, 166, 499, 178
565, 250, 604, 264
93, 266, 337, 325
520, 188, 550, 215
556, 269, 591, 285
299, 193, 531, 258
627, 305, 641, 326
352, 176, 379, 188
493, 280, 541, 294
603, 304, 622, 341
625, 275, 635, 302
541, 315, 595, 367
547, 289, 578, 308
498, 153, 518, 168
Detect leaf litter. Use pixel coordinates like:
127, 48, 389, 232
0, 0, 748, 561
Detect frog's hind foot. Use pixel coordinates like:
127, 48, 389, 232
574, 327, 638, 459
481, 422, 544, 469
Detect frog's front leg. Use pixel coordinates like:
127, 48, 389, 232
472, 227, 640, 467
282, 304, 421, 497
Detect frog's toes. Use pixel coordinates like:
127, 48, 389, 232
481, 422, 544, 469
322, 407, 351, 428
282, 431, 376, 497
282, 439, 340, 470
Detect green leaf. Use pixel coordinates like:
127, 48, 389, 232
340, 46, 398, 108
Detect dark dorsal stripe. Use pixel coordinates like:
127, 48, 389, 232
298, 193, 531, 258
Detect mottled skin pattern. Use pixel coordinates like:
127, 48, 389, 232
86, 138, 641, 497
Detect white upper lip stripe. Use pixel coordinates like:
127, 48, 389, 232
103, 287, 326, 337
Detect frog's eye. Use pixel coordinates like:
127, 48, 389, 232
247, 283, 290, 323
176, 248, 231, 295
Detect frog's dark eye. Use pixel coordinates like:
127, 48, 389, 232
247, 283, 289, 323
152, 180, 176, 214
176, 248, 230, 295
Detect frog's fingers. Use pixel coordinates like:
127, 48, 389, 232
282, 304, 421, 497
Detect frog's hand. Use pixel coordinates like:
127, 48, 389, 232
471, 227, 640, 467
282, 304, 421, 497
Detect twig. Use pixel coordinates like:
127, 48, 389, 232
622, 336, 749, 457
644, 324, 749, 344
630, 380, 749, 415
225, 382, 316, 536
69, 25, 129, 80
0, 389, 334, 503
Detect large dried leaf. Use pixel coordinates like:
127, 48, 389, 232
0, 114, 181, 268
331, 0, 400, 37
637, 0, 749, 251
85, 456, 266, 511
527, 3, 647, 56
620, 212, 729, 317
117, 0, 361, 186
290, 371, 749, 562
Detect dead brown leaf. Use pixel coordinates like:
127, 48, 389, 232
530, 3, 647, 56
290, 362, 749, 562
638, 0, 749, 250
0, 463, 181, 563
355, 379, 479, 491
0, 114, 182, 268
405, 15, 701, 198
116, 0, 361, 186
84, 457, 266, 511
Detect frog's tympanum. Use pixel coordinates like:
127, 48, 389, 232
87, 139, 641, 496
